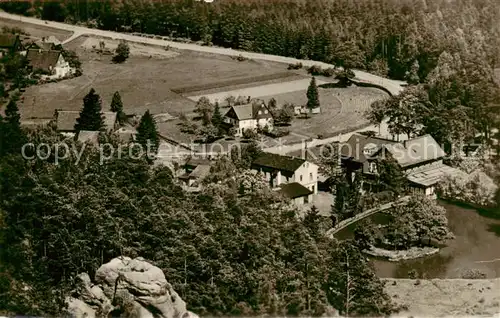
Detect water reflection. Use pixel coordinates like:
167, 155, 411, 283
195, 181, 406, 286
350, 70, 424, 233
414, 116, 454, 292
336, 201, 500, 278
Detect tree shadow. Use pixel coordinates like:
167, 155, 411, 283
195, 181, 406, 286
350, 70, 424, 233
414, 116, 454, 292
487, 223, 500, 237
318, 81, 353, 89
441, 200, 500, 221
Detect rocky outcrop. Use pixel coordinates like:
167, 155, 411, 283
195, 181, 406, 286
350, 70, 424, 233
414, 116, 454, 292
65, 256, 199, 318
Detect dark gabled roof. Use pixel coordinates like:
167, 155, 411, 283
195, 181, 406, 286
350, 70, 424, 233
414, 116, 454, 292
56, 110, 117, 132
77, 130, 99, 144
341, 134, 398, 163
252, 152, 305, 173
185, 157, 212, 167
56, 110, 80, 131
26, 49, 61, 72
225, 103, 272, 121
0, 34, 19, 48
278, 182, 312, 199
27, 41, 56, 51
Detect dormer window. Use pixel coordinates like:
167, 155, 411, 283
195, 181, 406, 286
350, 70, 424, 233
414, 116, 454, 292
363, 143, 378, 157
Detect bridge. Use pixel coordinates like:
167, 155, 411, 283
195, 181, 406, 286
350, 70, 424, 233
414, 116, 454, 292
326, 196, 410, 237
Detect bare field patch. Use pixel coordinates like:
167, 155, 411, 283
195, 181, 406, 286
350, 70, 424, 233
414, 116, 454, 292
385, 278, 500, 317
173, 72, 304, 95
0, 17, 72, 41
187, 78, 327, 103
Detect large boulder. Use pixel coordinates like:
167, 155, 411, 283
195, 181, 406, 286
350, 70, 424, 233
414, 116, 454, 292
65, 256, 198, 318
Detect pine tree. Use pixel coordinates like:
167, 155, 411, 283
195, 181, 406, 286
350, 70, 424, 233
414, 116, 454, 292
5, 99, 21, 126
405, 60, 420, 84
75, 88, 104, 132
303, 205, 321, 239
306, 77, 320, 117
136, 110, 160, 156
211, 101, 223, 129
110, 91, 126, 124
1, 99, 25, 156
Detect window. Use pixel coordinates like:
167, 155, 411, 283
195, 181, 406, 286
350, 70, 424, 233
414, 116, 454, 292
305, 162, 308, 168
264, 109, 268, 114
258, 110, 262, 114
369, 162, 377, 173
300, 175, 303, 182
309, 172, 313, 181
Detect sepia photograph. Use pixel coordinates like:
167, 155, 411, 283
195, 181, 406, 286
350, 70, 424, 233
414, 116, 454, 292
0, 0, 499, 317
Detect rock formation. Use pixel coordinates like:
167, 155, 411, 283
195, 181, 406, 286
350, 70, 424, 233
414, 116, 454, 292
65, 256, 199, 318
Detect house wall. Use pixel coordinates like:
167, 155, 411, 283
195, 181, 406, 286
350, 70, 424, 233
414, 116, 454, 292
234, 119, 257, 136
257, 117, 272, 129
293, 196, 305, 205
54, 55, 71, 78
292, 161, 318, 194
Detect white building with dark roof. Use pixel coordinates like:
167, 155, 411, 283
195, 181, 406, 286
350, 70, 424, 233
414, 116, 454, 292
223, 103, 273, 136
341, 133, 461, 197
251, 152, 318, 195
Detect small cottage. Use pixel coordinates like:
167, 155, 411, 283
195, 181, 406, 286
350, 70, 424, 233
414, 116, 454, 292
26, 49, 71, 79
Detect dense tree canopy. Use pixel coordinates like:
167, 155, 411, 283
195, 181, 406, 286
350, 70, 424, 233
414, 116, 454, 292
3, 0, 500, 81
0, 126, 397, 317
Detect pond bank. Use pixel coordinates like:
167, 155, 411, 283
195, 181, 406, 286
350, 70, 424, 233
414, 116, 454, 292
385, 278, 500, 317
365, 246, 439, 262
374, 201, 500, 278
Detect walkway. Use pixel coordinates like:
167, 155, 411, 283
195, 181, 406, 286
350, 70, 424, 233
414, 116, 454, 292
326, 196, 410, 237
0, 11, 406, 96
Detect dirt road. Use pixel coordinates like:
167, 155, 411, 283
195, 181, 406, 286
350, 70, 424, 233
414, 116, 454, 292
0, 11, 406, 96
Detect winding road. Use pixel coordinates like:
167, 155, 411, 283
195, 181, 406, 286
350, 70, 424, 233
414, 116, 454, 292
0, 11, 406, 97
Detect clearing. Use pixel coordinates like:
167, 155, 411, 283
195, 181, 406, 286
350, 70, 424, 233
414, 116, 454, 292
385, 278, 500, 317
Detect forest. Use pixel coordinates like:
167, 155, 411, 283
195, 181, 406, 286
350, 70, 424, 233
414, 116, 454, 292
1, 0, 500, 82
0, 101, 398, 316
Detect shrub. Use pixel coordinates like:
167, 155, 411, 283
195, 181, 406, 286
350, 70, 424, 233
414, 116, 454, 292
287, 62, 303, 70
461, 269, 486, 279
112, 40, 130, 63
322, 67, 337, 77
437, 171, 498, 207
264, 127, 290, 138
242, 128, 258, 140
307, 65, 323, 76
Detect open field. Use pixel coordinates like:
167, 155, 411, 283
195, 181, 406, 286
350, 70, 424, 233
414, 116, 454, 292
187, 78, 328, 104
173, 72, 305, 95
273, 86, 388, 138
18, 42, 292, 120
385, 278, 500, 317
77, 36, 179, 59
0, 17, 72, 42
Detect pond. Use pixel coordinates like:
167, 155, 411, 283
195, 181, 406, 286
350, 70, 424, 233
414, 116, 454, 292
372, 201, 500, 278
